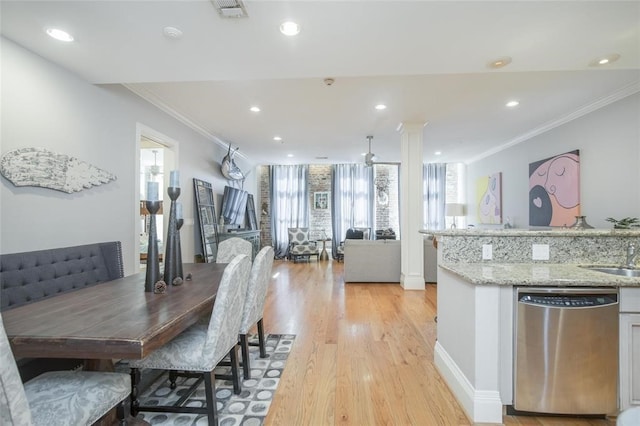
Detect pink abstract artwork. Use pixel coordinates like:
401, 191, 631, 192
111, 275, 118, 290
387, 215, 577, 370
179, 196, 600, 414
529, 150, 580, 227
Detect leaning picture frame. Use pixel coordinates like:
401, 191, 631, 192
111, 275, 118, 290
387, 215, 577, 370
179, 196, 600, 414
245, 194, 258, 230
314, 191, 329, 210
193, 178, 219, 263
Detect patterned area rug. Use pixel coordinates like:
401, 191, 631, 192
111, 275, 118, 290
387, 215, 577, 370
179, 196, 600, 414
122, 334, 294, 426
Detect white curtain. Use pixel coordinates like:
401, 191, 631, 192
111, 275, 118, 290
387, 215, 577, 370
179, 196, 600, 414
269, 165, 309, 258
331, 164, 374, 256
423, 163, 447, 230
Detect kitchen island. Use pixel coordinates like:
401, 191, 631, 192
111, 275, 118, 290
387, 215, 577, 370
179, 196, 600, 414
423, 228, 640, 424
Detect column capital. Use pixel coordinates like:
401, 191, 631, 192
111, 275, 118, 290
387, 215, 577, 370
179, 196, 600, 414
396, 122, 427, 134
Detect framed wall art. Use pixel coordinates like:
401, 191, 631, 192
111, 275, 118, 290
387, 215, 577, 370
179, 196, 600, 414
476, 172, 502, 224
529, 149, 580, 227
314, 192, 329, 210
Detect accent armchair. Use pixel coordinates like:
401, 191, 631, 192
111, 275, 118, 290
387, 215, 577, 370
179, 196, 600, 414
287, 227, 319, 262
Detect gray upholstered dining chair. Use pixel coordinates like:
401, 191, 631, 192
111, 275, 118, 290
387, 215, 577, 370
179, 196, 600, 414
0, 314, 131, 426
216, 237, 253, 263
238, 245, 275, 380
128, 254, 251, 426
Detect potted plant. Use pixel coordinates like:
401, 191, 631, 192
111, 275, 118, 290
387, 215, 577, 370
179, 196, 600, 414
605, 217, 640, 229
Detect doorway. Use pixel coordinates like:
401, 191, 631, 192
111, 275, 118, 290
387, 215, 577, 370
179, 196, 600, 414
136, 126, 178, 271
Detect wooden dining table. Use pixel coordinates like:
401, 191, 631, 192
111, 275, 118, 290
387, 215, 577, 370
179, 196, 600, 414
3, 263, 227, 361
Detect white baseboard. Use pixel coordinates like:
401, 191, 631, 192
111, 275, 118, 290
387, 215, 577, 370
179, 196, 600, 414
434, 342, 504, 424
400, 273, 424, 290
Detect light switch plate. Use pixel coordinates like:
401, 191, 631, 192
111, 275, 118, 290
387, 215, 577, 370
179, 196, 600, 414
482, 244, 493, 260
532, 244, 550, 260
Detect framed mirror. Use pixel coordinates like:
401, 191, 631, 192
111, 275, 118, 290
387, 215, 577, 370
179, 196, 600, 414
193, 178, 218, 262
246, 194, 258, 231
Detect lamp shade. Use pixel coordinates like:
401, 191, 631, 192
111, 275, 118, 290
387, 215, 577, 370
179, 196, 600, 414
445, 203, 466, 217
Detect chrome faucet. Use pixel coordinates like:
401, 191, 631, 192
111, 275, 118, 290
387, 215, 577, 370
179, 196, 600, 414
626, 242, 638, 269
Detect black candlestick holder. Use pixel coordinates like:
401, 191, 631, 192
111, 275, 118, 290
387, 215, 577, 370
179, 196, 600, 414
164, 187, 183, 286
176, 218, 184, 280
144, 200, 161, 292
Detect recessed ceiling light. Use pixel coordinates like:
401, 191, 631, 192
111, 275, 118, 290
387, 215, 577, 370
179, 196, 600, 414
273, 136, 282, 141
487, 56, 512, 69
434, 151, 442, 156
163, 26, 183, 39
375, 104, 387, 110
46, 28, 74, 42
250, 106, 261, 112
506, 100, 520, 108
280, 21, 300, 36
589, 53, 620, 67
287, 154, 294, 158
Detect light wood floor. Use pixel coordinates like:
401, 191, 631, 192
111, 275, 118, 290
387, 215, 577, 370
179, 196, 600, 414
263, 259, 616, 426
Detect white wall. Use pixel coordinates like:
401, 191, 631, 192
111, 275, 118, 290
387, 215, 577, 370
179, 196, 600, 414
466, 93, 640, 229
1, 37, 256, 275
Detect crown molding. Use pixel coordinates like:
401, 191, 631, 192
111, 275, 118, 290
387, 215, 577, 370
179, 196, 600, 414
123, 84, 249, 162
466, 81, 640, 165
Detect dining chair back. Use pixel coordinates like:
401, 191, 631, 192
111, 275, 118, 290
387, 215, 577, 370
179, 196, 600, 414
238, 246, 275, 379
0, 315, 33, 425
128, 254, 251, 425
0, 315, 130, 426
202, 255, 251, 366
216, 237, 253, 263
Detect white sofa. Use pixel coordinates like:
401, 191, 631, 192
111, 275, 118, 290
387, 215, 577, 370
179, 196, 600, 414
344, 239, 401, 282
343, 238, 438, 283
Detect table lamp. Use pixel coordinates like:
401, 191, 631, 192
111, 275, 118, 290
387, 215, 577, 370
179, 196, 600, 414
445, 203, 466, 229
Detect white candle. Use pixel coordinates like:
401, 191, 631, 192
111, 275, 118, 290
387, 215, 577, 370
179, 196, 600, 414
169, 170, 180, 188
147, 181, 159, 201
176, 202, 183, 219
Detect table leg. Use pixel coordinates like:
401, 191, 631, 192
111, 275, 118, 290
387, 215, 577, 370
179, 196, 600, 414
319, 240, 329, 261
84, 359, 115, 372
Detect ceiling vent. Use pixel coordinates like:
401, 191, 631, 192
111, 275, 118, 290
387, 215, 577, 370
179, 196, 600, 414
211, 0, 248, 18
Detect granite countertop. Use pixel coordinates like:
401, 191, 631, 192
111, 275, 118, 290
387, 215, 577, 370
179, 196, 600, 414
420, 228, 640, 237
439, 262, 640, 287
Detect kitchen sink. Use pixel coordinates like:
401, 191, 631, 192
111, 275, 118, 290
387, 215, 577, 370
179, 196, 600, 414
580, 265, 640, 278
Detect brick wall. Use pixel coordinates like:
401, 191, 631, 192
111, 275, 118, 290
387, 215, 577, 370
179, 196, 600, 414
374, 165, 400, 235
308, 165, 333, 241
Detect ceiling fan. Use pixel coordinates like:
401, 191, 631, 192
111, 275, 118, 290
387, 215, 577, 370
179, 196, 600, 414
364, 135, 400, 167
364, 135, 376, 167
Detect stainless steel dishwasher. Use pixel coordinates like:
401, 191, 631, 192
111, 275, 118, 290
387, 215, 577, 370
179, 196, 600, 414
514, 287, 619, 415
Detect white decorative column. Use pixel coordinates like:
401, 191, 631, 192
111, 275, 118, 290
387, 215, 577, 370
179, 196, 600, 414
397, 122, 426, 290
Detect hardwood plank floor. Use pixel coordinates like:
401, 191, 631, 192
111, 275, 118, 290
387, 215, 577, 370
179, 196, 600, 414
263, 259, 616, 426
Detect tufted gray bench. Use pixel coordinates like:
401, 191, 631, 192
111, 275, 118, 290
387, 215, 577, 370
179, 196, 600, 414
0, 241, 124, 380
